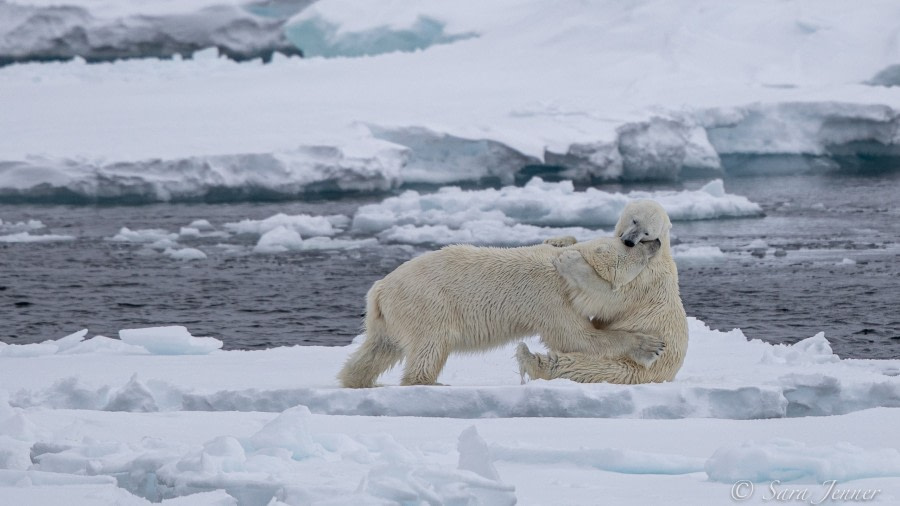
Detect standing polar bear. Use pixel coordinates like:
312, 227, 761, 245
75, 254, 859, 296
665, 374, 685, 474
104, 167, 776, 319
517, 199, 688, 384
338, 233, 663, 388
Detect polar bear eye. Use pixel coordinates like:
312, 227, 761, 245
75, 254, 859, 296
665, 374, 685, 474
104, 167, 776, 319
632, 219, 638, 225
644, 232, 649, 236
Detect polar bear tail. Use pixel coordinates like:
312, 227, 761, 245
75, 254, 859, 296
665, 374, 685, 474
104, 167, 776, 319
338, 282, 403, 388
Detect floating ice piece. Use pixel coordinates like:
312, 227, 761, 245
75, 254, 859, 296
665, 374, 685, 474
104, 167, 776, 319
706, 439, 900, 483
164, 247, 208, 261
188, 219, 214, 230
109, 227, 179, 246
354, 178, 761, 245
119, 326, 222, 355
0, 218, 44, 233
253, 226, 377, 253
254, 226, 303, 253
225, 213, 345, 237
0, 232, 74, 243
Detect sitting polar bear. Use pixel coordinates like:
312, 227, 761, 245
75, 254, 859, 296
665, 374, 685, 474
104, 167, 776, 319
517, 199, 689, 384
338, 233, 663, 387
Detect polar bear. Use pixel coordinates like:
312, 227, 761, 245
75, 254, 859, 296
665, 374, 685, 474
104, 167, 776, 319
517, 199, 689, 384
338, 236, 664, 387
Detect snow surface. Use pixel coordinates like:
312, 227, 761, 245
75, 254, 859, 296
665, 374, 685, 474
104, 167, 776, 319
2, 319, 900, 504
3, 0, 900, 201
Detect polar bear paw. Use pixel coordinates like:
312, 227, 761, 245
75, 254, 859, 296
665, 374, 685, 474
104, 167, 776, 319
626, 334, 667, 368
553, 249, 595, 280
544, 235, 577, 247
516, 343, 554, 383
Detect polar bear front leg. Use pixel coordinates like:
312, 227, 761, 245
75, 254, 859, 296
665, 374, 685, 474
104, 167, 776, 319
580, 328, 666, 368
517, 345, 651, 384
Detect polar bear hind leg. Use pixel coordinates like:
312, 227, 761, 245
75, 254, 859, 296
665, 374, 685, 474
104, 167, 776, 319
338, 282, 405, 388
338, 326, 404, 388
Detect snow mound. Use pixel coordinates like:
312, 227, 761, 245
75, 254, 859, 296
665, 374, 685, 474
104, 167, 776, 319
353, 178, 761, 245
706, 439, 900, 483
0, 2, 301, 66
119, 326, 223, 355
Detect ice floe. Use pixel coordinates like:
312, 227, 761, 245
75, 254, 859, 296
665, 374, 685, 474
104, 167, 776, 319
2, 318, 900, 504
3, 1, 900, 202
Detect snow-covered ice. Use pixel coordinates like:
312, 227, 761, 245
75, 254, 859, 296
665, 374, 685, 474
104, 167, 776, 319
0, 0, 302, 66
2, 318, 900, 504
3, 0, 900, 503
3, 0, 900, 201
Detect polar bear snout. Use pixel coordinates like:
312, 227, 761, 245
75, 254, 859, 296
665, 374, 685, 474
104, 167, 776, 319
619, 224, 644, 248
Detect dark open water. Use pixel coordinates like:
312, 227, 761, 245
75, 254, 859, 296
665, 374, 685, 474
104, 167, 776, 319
1, 172, 898, 358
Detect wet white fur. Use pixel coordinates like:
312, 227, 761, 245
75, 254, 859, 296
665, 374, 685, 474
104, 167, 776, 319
518, 199, 689, 385
338, 236, 660, 387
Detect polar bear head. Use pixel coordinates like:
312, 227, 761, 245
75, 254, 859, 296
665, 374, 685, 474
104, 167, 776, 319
615, 200, 671, 251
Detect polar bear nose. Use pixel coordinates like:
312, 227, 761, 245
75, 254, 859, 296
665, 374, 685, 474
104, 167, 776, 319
622, 238, 636, 247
